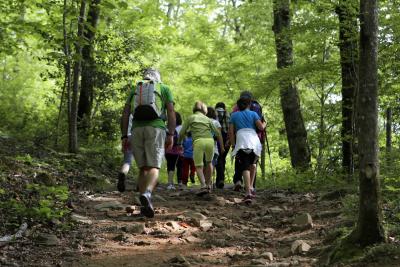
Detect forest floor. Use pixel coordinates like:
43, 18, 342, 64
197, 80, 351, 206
1, 135, 400, 267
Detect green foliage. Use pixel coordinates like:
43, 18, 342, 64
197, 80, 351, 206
341, 194, 359, 221
0, 183, 70, 223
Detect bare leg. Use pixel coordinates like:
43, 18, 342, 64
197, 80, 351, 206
243, 169, 252, 196
204, 162, 213, 189
138, 167, 159, 194
167, 170, 175, 185
249, 164, 256, 192
196, 166, 206, 187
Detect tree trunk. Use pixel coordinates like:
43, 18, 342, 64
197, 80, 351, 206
386, 107, 392, 153
56, 0, 72, 147
77, 0, 100, 134
351, 0, 385, 246
166, 2, 173, 25
69, 0, 86, 153
336, 0, 359, 178
272, 0, 311, 170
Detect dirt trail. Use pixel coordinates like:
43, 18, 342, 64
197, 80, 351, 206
58, 185, 342, 267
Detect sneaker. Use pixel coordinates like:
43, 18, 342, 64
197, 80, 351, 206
196, 187, 210, 197
233, 182, 242, 192
139, 191, 154, 218
242, 195, 252, 204
117, 172, 126, 192
178, 183, 187, 190
250, 188, 256, 198
216, 182, 224, 189
166, 184, 175, 190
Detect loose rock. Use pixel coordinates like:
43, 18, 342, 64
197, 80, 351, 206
71, 213, 93, 225
293, 213, 313, 229
35, 233, 60, 246
291, 240, 311, 254
94, 201, 126, 211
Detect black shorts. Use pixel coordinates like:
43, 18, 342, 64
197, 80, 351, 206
235, 149, 258, 171
165, 153, 179, 171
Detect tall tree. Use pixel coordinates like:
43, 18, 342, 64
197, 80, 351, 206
385, 107, 392, 154
272, 0, 311, 169
336, 0, 359, 178
77, 0, 101, 134
350, 0, 385, 246
69, 0, 86, 153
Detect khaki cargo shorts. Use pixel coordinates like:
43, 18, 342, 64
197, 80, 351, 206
131, 126, 166, 169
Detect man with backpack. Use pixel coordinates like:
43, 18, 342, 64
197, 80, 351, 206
121, 68, 176, 218
231, 91, 265, 192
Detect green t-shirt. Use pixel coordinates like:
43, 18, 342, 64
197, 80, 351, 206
178, 111, 220, 143
126, 82, 174, 129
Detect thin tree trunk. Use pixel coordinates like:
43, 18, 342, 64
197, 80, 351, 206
69, 0, 86, 153
272, 0, 311, 170
56, 0, 71, 147
77, 0, 100, 136
174, 0, 181, 20
386, 107, 392, 165
350, 0, 385, 246
336, 0, 359, 178
230, 0, 242, 42
386, 107, 392, 153
166, 2, 173, 25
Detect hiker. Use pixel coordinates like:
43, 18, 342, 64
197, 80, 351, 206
206, 107, 222, 184
121, 68, 176, 218
206, 107, 222, 165
178, 101, 224, 196
181, 132, 196, 186
165, 112, 183, 190
117, 113, 134, 192
229, 97, 266, 203
231, 91, 265, 191
214, 102, 230, 189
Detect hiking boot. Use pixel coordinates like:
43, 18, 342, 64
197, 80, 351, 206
196, 187, 210, 197
242, 195, 252, 204
166, 183, 175, 190
233, 182, 242, 192
117, 172, 126, 192
139, 191, 154, 218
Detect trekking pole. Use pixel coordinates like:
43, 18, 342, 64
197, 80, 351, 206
265, 125, 276, 191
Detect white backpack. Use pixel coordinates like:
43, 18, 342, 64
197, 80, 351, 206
132, 80, 162, 121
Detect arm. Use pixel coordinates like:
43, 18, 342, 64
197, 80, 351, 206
165, 102, 176, 150
121, 104, 130, 152
178, 120, 189, 144
214, 126, 224, 154
255, 119, 266, 131
229, 123, 236, 148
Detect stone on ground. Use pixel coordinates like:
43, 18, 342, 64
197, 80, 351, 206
122, 223, 145, 234
291, 240, 311, 254
293, 213, 313, 229
35, 233, 60, 246
94, 200, 126, 211
71, 213, 93, 225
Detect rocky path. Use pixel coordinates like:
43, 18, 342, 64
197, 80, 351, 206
57, 185, 343, 267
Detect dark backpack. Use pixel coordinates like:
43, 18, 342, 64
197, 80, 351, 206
251, 101, 266, 143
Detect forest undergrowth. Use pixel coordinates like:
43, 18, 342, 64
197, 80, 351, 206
1, 134, 400, 266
